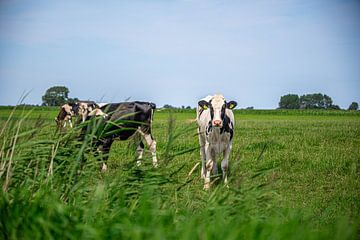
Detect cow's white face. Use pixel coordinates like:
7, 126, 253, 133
209, 95, 226, 127
198, 94, 237, 128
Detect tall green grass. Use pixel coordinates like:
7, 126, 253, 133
0, 107, 359, 239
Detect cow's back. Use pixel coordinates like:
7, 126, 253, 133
101, 101, 155, 122
100, 101, 155, 140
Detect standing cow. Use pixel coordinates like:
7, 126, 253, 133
83, 101, 157, 171
196, 94, 237, 189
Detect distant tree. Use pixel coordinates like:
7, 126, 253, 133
348, 102, 359, 110
42, 86, 70, 106
299, 93, 335, 109
67, 97, 80, 105
163, 104, 175, 109
186, 106, 191, 109
246, 106, 254, 110
323, 94, 333, 109
279, 94, 300, 109
328, 104, 341, 110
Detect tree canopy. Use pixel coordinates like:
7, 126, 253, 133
41, 86, 79, 106
279, 93, 341, 110
299, 93, 333, 109
348, 102, 359, 110
279, 94, 300, 109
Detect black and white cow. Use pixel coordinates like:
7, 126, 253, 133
55, 103, 74, 128
55, 101, 101, 129
83, 101, 157, 171
196, 94, 237, 189
72, 100, 99, 123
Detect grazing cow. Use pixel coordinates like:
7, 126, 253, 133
55, 101, 102, 129
196, 94, 237, 189
73, 101, 99, 123
83, 101, 157, 171
55, 103, 74, 128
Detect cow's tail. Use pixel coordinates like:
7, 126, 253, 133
148, 103, 156, 133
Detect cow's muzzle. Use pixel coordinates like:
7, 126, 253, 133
213, 120, 222, 127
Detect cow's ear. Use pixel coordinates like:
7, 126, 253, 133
198, 100, 209, 110
226, 101, 237, 109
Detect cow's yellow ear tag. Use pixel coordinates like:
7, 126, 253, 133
229, 104, 234, 109
203, 105, 208, 110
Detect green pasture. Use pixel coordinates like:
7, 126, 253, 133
0, 106, 359, 239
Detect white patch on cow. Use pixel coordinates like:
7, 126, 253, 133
101, 162, 107, 172
136, 144, 144, 166
210, 94, 226, 127
151, 140, 158, 167
97, 103, 109, 108
88, 108, 107, 118
62, 104, 72, 115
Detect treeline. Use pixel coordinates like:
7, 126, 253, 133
39, 86, 359, 111
279, 93, 358, 110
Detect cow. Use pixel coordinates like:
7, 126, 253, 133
83, 101, 157, 171
55, 101, 103, 130
72, 100, 99, 123
196, 94, 237, 189
55, 103, 74, 128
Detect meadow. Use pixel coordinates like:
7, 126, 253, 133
0, 106, 359, 239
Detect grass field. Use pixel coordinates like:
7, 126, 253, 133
0, 106, 359, 239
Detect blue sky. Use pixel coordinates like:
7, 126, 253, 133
0, 0, 359, 108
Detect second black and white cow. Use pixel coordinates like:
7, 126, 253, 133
196, 94, 237, 189
72, 100, 99, 123
55, 101, 101, 129
83, 101, 157, 171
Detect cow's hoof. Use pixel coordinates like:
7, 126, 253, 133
136, 160, 142, 167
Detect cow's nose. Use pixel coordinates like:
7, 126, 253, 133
213, 120, 222, 126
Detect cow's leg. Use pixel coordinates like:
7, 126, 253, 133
221, 142, 232, 185
138, 127, 157, 167
144, 133, 157, 167
136, 141, 145, 166
212, 156, 218, 175
98, 138, 114, 172
204, 143, 215, 190
69, 119, 73, 128
198, 129, 206, 179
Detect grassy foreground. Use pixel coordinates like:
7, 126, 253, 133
0, 106, 359, 239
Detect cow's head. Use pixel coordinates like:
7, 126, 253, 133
198, 94, 237, 128
72, 103, 80, 115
